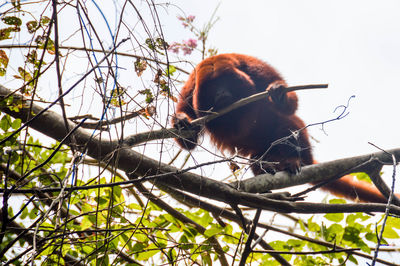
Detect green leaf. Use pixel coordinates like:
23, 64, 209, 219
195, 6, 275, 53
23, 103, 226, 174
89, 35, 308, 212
386, 216, 400, 229
132, 231, 147, 243
2, 16, 22, 26
96, 196, 108, 206
204, 226, 223, 238
346, 212, 370, 225
343, 226, 370, 253
324, 212, 344, 222
270, 240, 288, 250
68, 209, 80, 216
222, 233, 238, 245
11, 118, 21, 130
28, 208, 38, 219
365, 232, 378, 243
287, 239, 305, 251
325, 223, 344, 242
80, 216, 93, 231
20, 206, 29, 219
0, 50, 9, 76
166, 65, 176, 76
200, 252, 212, 265
351, 172, 372, 182
17, 67, 33, 82
127, 203, 142, 210
40, 16, 51, 25
329, 198, 346, 204
82, 200, 94, 211
167, 248, 176, 264
308, 220, 320, 233
379, 225, 399, 239
132, 242, 146, 254
136, 243, 160, 260
82, 245, 95, 255
0, 115, 10, 131
0, 28, 12, 41
26, 21, 38, 33
298, 219, 307, 231
112, 185, 124, 202
343, 226, 361, 242
348, 254, 358, 265
155, 230, 168, 247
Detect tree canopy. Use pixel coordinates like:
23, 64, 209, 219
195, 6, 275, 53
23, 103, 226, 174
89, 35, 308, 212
0, 1, 399, 265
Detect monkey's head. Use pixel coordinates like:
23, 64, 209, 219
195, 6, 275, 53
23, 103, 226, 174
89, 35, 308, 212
193, 68, 257, 116
192, 67, 259, 137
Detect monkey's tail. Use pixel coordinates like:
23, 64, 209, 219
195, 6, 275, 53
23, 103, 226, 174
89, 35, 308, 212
315, 175, 390, 203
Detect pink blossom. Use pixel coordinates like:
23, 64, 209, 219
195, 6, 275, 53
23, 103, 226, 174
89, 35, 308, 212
168, 42, 180, 53
184, 39, 197, 48
182, 46, 192, 55
187, 15, 195, 22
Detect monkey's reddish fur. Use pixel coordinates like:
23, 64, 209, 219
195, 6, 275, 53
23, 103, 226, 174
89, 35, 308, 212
172, 53, 388, 203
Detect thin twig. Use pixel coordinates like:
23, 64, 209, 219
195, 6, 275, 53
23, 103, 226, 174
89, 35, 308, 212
253, 248, 360, 255
370, 143, 398, 266
191, 84, 328, 126
0, 44, 190, 74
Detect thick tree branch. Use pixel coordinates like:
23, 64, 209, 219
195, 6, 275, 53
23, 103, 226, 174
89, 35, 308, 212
234, 152, 400, 194
1, 85, 400, 215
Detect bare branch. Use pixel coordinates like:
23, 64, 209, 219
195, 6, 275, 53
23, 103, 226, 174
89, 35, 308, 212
123, 83, 328, 146
191, 83, 328, 126
370, 144, 398, 265
233, 150, 400, 195
239, 208, 262, 266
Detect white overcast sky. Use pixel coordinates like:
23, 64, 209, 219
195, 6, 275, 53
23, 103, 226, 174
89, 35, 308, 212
164, 0, 400, 164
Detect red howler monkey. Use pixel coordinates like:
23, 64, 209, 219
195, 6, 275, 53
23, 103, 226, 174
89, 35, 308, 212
171, 53, 388, 203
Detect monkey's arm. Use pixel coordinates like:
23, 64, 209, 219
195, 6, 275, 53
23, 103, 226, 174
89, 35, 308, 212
267, 81, 298, 115
171, 77, 202, 150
